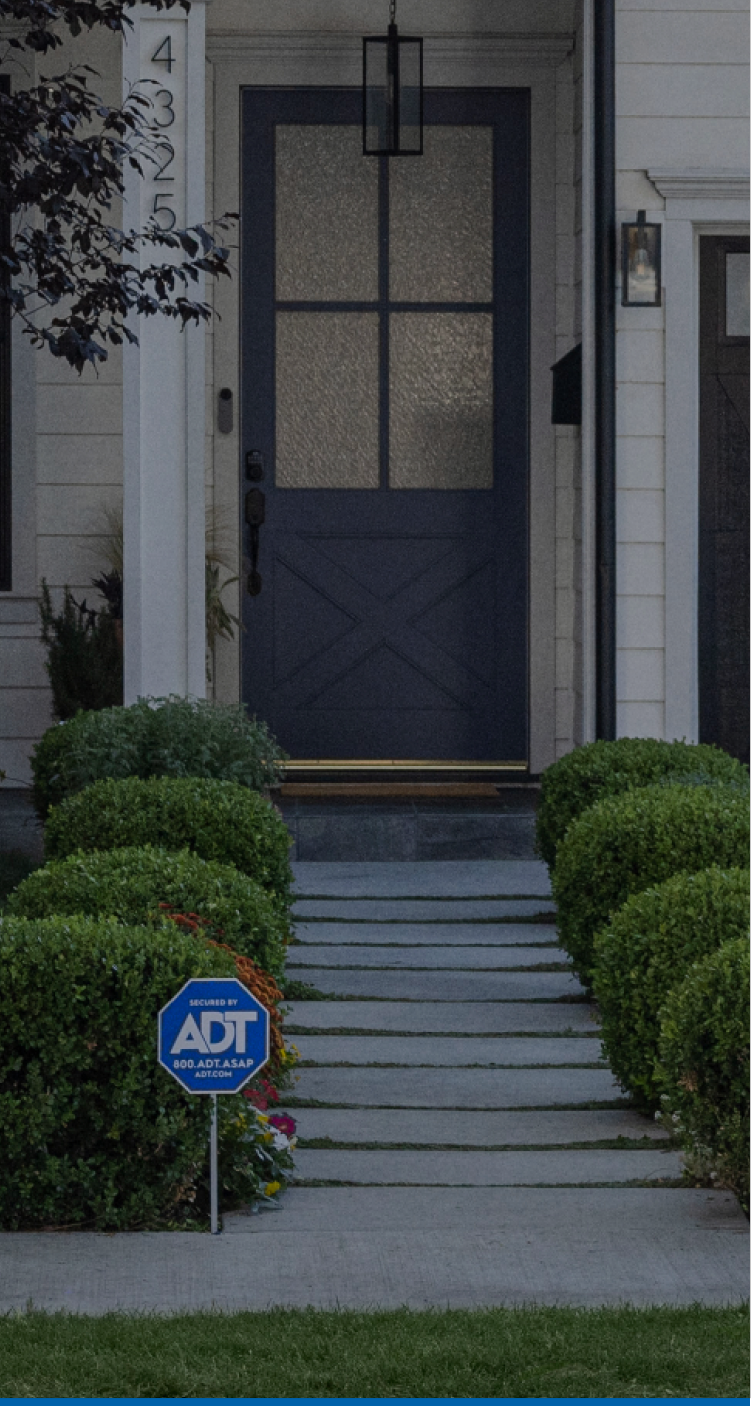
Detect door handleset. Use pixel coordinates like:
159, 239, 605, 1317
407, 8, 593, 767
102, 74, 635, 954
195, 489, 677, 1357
245, 488, 265, 526
245, 488, 265, 595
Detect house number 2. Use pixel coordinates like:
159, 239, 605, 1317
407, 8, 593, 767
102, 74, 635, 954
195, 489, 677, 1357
142, 24, 185, 233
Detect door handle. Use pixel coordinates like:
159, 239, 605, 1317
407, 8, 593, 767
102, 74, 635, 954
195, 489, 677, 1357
245, 488, 265, 526
245, 489, 265, 596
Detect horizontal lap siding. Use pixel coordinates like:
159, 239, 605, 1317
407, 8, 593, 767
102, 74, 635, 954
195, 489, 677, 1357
614, 0, 748, 741
0, 28, 123, 785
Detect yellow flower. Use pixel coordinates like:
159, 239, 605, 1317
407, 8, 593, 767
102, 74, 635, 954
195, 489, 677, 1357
263, 1132, 274, 1144
256, 1113, 269, 1124
264, 1180, 282, 1196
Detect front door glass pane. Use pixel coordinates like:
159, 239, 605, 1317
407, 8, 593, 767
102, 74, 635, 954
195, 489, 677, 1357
276, 312, 380, 488
389, 127, 493, 302
389, 313, 493, 488
726, 253, 750, 336
275, 126, 378, 302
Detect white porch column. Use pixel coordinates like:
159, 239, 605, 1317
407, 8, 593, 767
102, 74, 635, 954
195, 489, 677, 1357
122, 0, 207, 702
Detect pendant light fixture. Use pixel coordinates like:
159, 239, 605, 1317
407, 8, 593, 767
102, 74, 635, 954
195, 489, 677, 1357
363, 0, 423, 156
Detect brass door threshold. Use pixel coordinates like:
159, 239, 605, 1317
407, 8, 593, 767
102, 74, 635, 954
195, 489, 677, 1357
281, 782, 504, 798
282, 760, 528, 773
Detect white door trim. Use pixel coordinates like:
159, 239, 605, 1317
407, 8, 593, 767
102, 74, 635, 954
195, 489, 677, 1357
649, 167, 749, 743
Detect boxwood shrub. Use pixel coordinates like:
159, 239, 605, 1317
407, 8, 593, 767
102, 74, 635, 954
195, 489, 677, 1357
536, 738, 747, 869
44, 776, 292, 916
30, 696, 287, 820
0, 915, 294, 1230
658, 936, 750, 1209
592, 867, 750, 1108
552, 783, 749, 985
6, 846, 289, 977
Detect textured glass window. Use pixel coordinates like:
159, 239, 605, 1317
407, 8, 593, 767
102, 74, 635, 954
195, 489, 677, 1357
389, 127, 493, 303
389, 313, 493, 489
275, 127, 378, 302
726, 253, 750, 337
276, 313, 379, 488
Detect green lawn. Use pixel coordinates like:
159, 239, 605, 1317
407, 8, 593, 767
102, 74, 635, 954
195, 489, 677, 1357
0, 1304, 746, 1398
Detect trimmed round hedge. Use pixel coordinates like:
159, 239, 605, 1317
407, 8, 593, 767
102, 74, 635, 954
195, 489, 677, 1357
592, 867, 750, 1108
0, 915, 241, 1229
552, 783, 750, 984
0, 915, 295, 1230
658, 936, 749, 1209
30, 696, 287, 820
44, 776, 292, 916
6, 846, 289, 977
536, 738, 747, 869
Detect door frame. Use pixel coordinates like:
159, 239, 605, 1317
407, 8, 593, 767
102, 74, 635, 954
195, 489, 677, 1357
648, 169, 749, 743
207, 30, 560, 772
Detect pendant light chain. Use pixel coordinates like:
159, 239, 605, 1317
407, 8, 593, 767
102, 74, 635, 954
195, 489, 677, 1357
389, 0, 396, 24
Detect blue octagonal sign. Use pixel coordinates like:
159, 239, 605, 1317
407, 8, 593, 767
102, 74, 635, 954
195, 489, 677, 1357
158, 978, 270, 1095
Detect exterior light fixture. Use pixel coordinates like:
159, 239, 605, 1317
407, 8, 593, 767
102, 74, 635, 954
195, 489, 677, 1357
621, 210, 662, 306
363, 0, 423, 156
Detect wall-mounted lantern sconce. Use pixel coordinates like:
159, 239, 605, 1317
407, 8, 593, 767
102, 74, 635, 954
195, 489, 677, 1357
363, 0, 423, 156
621, 210, 662, 306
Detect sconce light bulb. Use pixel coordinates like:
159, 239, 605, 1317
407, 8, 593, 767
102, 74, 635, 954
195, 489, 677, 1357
632, 245, 651, 283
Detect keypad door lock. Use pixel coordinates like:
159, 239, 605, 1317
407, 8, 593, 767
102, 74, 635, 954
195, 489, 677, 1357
245, 450, 265, 482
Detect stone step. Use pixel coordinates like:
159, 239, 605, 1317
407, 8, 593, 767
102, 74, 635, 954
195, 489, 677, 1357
224, 1185, 746, 1243
293, 1035, 603, 1067
292, 860, 552, 898
293, 1148, 684, 1186
286, 968, 583, 1001
294, 922, 557, 946
292, 1107, 668, 1147
291, 1065, 618, 1108
294, 899, 555, 921
289, 945, 564, 970
286, 1000, 598, 1034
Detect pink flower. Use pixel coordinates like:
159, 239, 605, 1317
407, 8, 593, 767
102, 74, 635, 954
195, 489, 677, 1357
268, 1113, 296, 1138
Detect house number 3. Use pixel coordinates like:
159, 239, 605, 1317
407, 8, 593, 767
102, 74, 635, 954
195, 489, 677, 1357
145, 30, 182, 231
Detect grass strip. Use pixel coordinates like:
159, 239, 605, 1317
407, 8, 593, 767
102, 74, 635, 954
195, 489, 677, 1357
0, 1304, 745, 1398
286, 1028, 601, 1037
294, 1178, 686, 1190
293, 913, 557, 924
295, 1061, 607, 1070
283, 1098, 631, 1111
287, 964, 573, 974
297, 1137, 669, 1151
294, 893, 552, 901
293, 940, 561, 947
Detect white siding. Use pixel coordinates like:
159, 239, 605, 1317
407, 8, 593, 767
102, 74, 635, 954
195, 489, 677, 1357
0, 26, 123, 783
614, 0, 749, 741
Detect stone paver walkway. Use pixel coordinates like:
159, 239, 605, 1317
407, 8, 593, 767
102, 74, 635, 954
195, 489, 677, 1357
1, 858, 746, 1312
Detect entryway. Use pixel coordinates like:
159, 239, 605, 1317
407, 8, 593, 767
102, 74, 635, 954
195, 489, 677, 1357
240, 88, 530, 768
698, 235, 750, 764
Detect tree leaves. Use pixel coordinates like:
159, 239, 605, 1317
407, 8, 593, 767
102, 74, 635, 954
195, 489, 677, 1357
0, 6, 237, 371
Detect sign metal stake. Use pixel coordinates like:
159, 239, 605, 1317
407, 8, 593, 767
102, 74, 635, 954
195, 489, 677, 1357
210, 1093, 219, 1235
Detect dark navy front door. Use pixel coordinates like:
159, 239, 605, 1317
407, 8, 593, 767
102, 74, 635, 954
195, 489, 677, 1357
241, 88, 529, 764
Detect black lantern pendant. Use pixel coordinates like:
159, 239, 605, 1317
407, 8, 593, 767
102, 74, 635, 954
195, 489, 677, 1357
621, 210, 662, 306
363, 0, 423, 156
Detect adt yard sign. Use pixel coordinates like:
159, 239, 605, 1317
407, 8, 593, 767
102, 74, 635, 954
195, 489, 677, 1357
158, 977, 270, 1094
158, 978, 271, 1235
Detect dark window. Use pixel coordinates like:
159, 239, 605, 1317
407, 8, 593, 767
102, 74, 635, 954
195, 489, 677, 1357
0, 73, 11, 591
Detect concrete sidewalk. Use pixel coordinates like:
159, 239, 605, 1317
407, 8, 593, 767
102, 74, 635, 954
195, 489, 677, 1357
1, 857, 747, 1313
